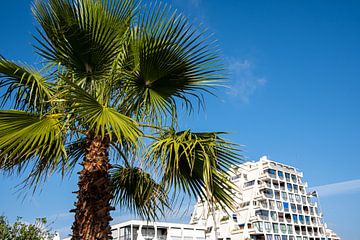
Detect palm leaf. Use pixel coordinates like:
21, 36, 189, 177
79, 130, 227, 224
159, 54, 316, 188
62, 82, 142, 146
32, 0, 134, 80
0, 57, 53, 112
117, 3, 224, 122
111, 165, 169, 220
0, 110, 66, 185
146, 129, 241, 210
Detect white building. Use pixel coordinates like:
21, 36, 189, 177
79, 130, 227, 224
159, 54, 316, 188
62, 220, 206, 240
189, 156, 341, 240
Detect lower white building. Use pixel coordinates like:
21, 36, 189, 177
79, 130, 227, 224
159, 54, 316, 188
62, 220, 206, 240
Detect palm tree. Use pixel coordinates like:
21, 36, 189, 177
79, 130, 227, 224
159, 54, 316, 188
0, 0, 241, 239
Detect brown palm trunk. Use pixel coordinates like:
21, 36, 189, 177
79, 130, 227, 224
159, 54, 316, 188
71, 134, 114, 240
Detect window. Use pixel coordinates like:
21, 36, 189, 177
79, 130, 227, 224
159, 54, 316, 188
280, 224, 287, 234
292, 214, 298, 222
287, 183, 293, 191
289, 193, 294, 202
271, 211, 277, 221
302, 196, 307, 204
299, 215, 304, 223
244, 180, 255, 188
291, 204, 297, 213
281, 236, 287, 240
281, 191, 288, 200
277, 201, 283, 210
273, 223, 279, 233
266, 235, 273, 240
269, 200, 275, 210
283, 202, 289, 211
265, 222, 271, 233
275, 190, 280, 200
254, 222, 263, 232
278, 171, 284, 178
232, 213, 237, 222
287, 224, 293, 234
305, 216, 310, 224
295, 195, 301, 203
285, 173, 291, 180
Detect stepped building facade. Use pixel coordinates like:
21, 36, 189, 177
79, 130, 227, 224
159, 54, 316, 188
189, 156, 340, 240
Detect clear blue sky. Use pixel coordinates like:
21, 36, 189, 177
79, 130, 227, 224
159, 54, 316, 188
1, 0, 360, 239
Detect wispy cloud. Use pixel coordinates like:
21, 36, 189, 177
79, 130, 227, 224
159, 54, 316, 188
309, 179, 360, 197
226, 58, 267, 103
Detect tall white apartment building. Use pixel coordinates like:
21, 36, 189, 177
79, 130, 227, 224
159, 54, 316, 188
189, 156, 341, 240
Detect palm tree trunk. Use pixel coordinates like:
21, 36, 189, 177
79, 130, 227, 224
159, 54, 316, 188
71, 134, 114, 240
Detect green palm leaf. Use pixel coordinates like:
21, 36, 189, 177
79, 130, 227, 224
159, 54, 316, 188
147, 129, 241, 210
118, 3, 224, 122
0, 110, 66, 185
63, 82, 142, 145
111, 165, 169, 220
0, 57, 53, 111
32, 0, 134, 80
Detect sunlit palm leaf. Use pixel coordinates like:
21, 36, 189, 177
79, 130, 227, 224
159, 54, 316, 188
0, 110, 66, 185
118, 3, 224, 122
0, 57, 53, 111
32, 0, 134, 80
147, 129, 241, 210
111, 165, 169, 220
63, 83, 142, 145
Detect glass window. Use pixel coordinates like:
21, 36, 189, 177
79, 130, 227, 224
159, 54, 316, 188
280, 224, 287, 234
232, 213, 237, 222
244, 180, 255, 188
271, 211, 277, 221
275, 190, 280, 200
265, 222, 271, 233
277, 201, 283, 210
287, 225, 293, 234
278, 171, 284, 178
273, 223, 279, 233
281, 191, 288, 200
295, 195, 301, 203
287, 183, 293, 191
292, 214, 298, 222
291, 204, 297, 212
254, 222, 263, 232
266, 235, 273, 240
289, 193, 294, 202
282, 236, 287, 240
283, 202, 289, 210
269, 200, 275, 210
285, 173, 291, 180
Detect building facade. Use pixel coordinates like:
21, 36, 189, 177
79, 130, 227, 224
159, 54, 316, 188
189, 156, 340, 240
62, 220, 206, 240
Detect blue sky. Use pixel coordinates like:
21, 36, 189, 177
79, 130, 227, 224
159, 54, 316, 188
1, 0, 360, 239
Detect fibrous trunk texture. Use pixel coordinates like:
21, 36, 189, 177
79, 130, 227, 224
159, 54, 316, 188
71, 134, 113, 240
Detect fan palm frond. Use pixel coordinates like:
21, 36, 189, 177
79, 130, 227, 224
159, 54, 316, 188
147, 129, 241, 210
63, 82, 142, 145
111, 165, 169, 220
32, 0, 134, 80
0, 57, 53, 112
117, 2, 224, 122
0, 110, 66, 185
